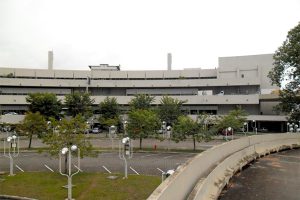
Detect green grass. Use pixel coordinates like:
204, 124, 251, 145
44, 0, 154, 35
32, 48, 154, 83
0, 172, 161, 200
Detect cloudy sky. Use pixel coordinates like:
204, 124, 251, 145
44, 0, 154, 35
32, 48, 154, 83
0, 0, 299, 71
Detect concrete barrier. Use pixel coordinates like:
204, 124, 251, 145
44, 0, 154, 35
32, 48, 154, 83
148, 133, 300, 200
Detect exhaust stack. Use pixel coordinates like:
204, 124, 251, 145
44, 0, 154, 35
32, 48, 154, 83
48, 51, 53, 70
167, 53, 172, 71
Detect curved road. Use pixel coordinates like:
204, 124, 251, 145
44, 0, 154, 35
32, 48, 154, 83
219, 148, 300, 200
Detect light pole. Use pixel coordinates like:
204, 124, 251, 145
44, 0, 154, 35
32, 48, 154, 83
123, 121, 128, 136
166, 126, 172, 150
242, 122, 248, 135
162, 121, 166, 138
288, 123, 299, 133
59, 145, 80, 200
3, 134, 19, 176
119, 137, 133, 179
229, 127, 233, 140
252, 120, 257, 134
295, 124, 299, 132
109, 125, 117, 150
225, 127, 232, 141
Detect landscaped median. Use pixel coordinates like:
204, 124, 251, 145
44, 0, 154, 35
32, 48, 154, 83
0, 172, 160, 200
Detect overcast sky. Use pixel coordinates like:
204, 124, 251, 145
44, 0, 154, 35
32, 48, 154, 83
0, 0, 299, 71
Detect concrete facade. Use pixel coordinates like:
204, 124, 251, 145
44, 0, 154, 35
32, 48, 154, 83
0, 54, 286, 130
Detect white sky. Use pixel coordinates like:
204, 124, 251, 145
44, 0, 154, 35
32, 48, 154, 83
0, 0, 299, 71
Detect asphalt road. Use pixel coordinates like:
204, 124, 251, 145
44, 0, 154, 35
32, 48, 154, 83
0, 152, 196, 176
219, 148, 300, 200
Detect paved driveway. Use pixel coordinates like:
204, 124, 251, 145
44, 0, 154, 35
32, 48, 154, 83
219, 148, 300, 200
0, 152, 196, 176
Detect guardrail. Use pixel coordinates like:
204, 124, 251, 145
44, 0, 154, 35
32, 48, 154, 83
148, 133, 300, 200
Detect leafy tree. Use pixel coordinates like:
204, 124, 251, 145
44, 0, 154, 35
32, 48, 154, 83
173, 115, 211, 151
64, 92, 95, 119
17, 112, 47, 149
158, 96, 187, 125
129, 94, 154, 110
126, 109, 160, 149
43, 114, 94, 173
98, 97, 120, 131
268, 22, 300, 123
215, 106, 247, 132
26, 93, 62, 119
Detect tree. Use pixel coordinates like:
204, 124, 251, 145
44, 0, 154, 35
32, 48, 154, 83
17, 112, 47, 149
215, 106, 247, 132
158, 96, 187, 125
268, 22, 300, 123
173, 115, 212, 151
64, 92, 95, 119
98, 97, 120, 130
129, 94, 154, 110
43, 114, 94, 173
26, 93, 62, 119
126, 109, 160, 149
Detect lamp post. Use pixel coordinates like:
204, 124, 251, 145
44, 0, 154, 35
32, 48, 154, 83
119, 137, 133, 179
123, 121, 128, 136
225, 127, 232, 141
228, 127, 233, 140
3, 134, 19, 176
295, 124, 299, 132
162, 121, 166, 138
243, 122, 248, 135
288, 123, 299, 133
252, 120, 257, 134
59, 145, 80, 200
109, 125, 117, 150
289, 124, 294, 132
166, 126, 172, 150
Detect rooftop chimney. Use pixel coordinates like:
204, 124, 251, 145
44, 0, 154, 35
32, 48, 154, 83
167, 53, 172, 71
48, 51, 53, 70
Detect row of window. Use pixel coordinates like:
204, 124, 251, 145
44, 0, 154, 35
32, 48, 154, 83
0, 76, 217, 81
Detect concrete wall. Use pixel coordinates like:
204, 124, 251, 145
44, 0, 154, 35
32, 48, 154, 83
148, 133, 300, 200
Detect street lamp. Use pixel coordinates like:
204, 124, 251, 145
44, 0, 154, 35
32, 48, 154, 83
119, 137, 133, 179
109, 125, 117, 150
123, 121, 128, 136
162, 121, 166, 138
59, 145, 81, 200
252, 120, 257, 134
3, 134, 19, 176
225, 127, 233, 141
228, 127, 234, 140
243, 122, 248, 135
295, 124, 299, 132
288, 123, 299, 133
166, 126, 172, 150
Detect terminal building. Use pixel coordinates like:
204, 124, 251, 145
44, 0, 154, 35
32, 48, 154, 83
0, 53, 287, 132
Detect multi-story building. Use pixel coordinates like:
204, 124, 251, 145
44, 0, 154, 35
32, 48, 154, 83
0, 53, 287, 132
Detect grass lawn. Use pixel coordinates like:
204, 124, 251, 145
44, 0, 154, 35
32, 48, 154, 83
0, 172, 161, 200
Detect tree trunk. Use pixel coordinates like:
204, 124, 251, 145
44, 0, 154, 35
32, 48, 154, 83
193, 137, 196, 151
28, 134, 32, 149
139, 137, 142, 149
64, 154, 68, 174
